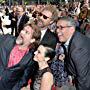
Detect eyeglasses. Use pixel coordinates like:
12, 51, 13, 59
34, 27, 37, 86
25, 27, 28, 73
38, 13, 50, 19
57, 25, 72, 30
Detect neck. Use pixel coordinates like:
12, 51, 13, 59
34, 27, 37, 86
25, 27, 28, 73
18, 44, 29, 50
41, 27, 48, 30
38, 61, 49, 70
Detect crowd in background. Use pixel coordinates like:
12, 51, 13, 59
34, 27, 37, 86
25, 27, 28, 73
0, 1, 90, 90
0, 1, 90, 37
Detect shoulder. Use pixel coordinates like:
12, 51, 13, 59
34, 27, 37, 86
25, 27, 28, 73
46, 30, 57, 39
71, 31, 90, 47
0, 34, 15, 41
41, 71, 53, 87
42, 71, 53, 80
5, 34, 16, 41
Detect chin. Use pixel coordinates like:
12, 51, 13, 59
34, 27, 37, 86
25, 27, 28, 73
59, 38, 65, 43
16, 39, 23, 45
38, 24, 43, 28
33, 58, 37, 61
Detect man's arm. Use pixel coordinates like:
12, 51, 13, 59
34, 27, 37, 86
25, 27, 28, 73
72, 48, 90, 90
12, 61, 38, 90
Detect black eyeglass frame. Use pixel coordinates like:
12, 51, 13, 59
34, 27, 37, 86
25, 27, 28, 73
57, 25, 72, 30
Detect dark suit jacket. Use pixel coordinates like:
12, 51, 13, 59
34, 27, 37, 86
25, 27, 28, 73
65, 31, 90, 90
0, 34, 38, 90
40, 29, 58, 49
17, 13, 29, 34
9, 12, 18, 27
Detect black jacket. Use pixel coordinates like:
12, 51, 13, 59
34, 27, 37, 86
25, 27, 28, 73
0, 34, 38, 90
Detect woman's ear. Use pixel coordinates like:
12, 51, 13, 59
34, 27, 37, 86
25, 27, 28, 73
45, 57, 50, 62
30, 38, 35, 43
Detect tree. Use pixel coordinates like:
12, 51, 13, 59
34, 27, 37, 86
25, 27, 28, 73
0, 0, 5, 4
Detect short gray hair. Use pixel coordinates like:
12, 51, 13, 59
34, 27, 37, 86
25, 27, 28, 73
57, 16, 76, 27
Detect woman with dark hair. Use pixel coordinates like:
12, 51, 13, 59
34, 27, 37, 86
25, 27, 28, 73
32, 45, 56, 90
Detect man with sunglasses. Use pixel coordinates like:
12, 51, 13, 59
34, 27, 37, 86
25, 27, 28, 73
56, 16, 90, 90
35, 5, 58, 50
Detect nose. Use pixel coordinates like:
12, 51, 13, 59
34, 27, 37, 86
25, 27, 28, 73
34, 51, 38, 55
39, 15, 43, 20
56, 29, 60, 34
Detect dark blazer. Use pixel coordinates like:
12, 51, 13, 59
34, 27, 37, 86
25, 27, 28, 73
40, 29, 58, 49
9, 12, 18, 36
9, 12, 18, 27
0, 34, 38, 90
17, 13, 29, 34
65, 31, 90, 90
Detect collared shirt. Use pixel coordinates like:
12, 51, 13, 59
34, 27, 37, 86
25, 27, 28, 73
8, 44, 29, 67
40, 28, 47, 40
17, 16, 22, 28
64, 36, 72, 52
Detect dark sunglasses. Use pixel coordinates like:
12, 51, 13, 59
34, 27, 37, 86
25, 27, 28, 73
38, 13, 50, 19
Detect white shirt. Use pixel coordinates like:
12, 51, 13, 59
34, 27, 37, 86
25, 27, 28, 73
17, 16, 22, 28
64, 36, 72, 52
40, 29, 47, 41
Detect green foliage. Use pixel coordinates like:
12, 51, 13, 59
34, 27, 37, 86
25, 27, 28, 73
0, 0, 5, 3
24, 0, 30, 5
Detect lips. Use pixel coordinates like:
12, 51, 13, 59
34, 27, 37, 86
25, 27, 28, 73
38, 21, 43, 26
16, 35, 23, 45
33, 56, 37, 61
36, 18, 43, 27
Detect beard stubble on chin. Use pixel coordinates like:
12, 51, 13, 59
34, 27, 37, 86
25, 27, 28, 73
36, 19, 44, 28
16, 36, 23, 45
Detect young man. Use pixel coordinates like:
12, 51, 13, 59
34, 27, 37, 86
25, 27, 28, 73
0, 23, 41, 90
36, 5, 58, 49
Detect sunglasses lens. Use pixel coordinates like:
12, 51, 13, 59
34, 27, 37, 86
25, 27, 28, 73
43, 15, 48, 19
38, 12, 49, 19
32, 14, 36, 18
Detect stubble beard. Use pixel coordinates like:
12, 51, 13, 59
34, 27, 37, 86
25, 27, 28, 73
16, 36, 23, 45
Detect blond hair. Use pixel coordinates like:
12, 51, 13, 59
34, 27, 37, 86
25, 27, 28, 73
42, 5, 58, 22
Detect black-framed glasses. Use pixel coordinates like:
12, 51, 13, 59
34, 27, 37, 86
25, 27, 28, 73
57, 25, 72, 30
32, 11, 51, 19
38, 13, 50, 19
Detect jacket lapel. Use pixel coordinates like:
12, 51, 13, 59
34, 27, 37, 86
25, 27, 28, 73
18, 49, 34, 67
40, 29, 51, 43
66, 31, 77, 76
